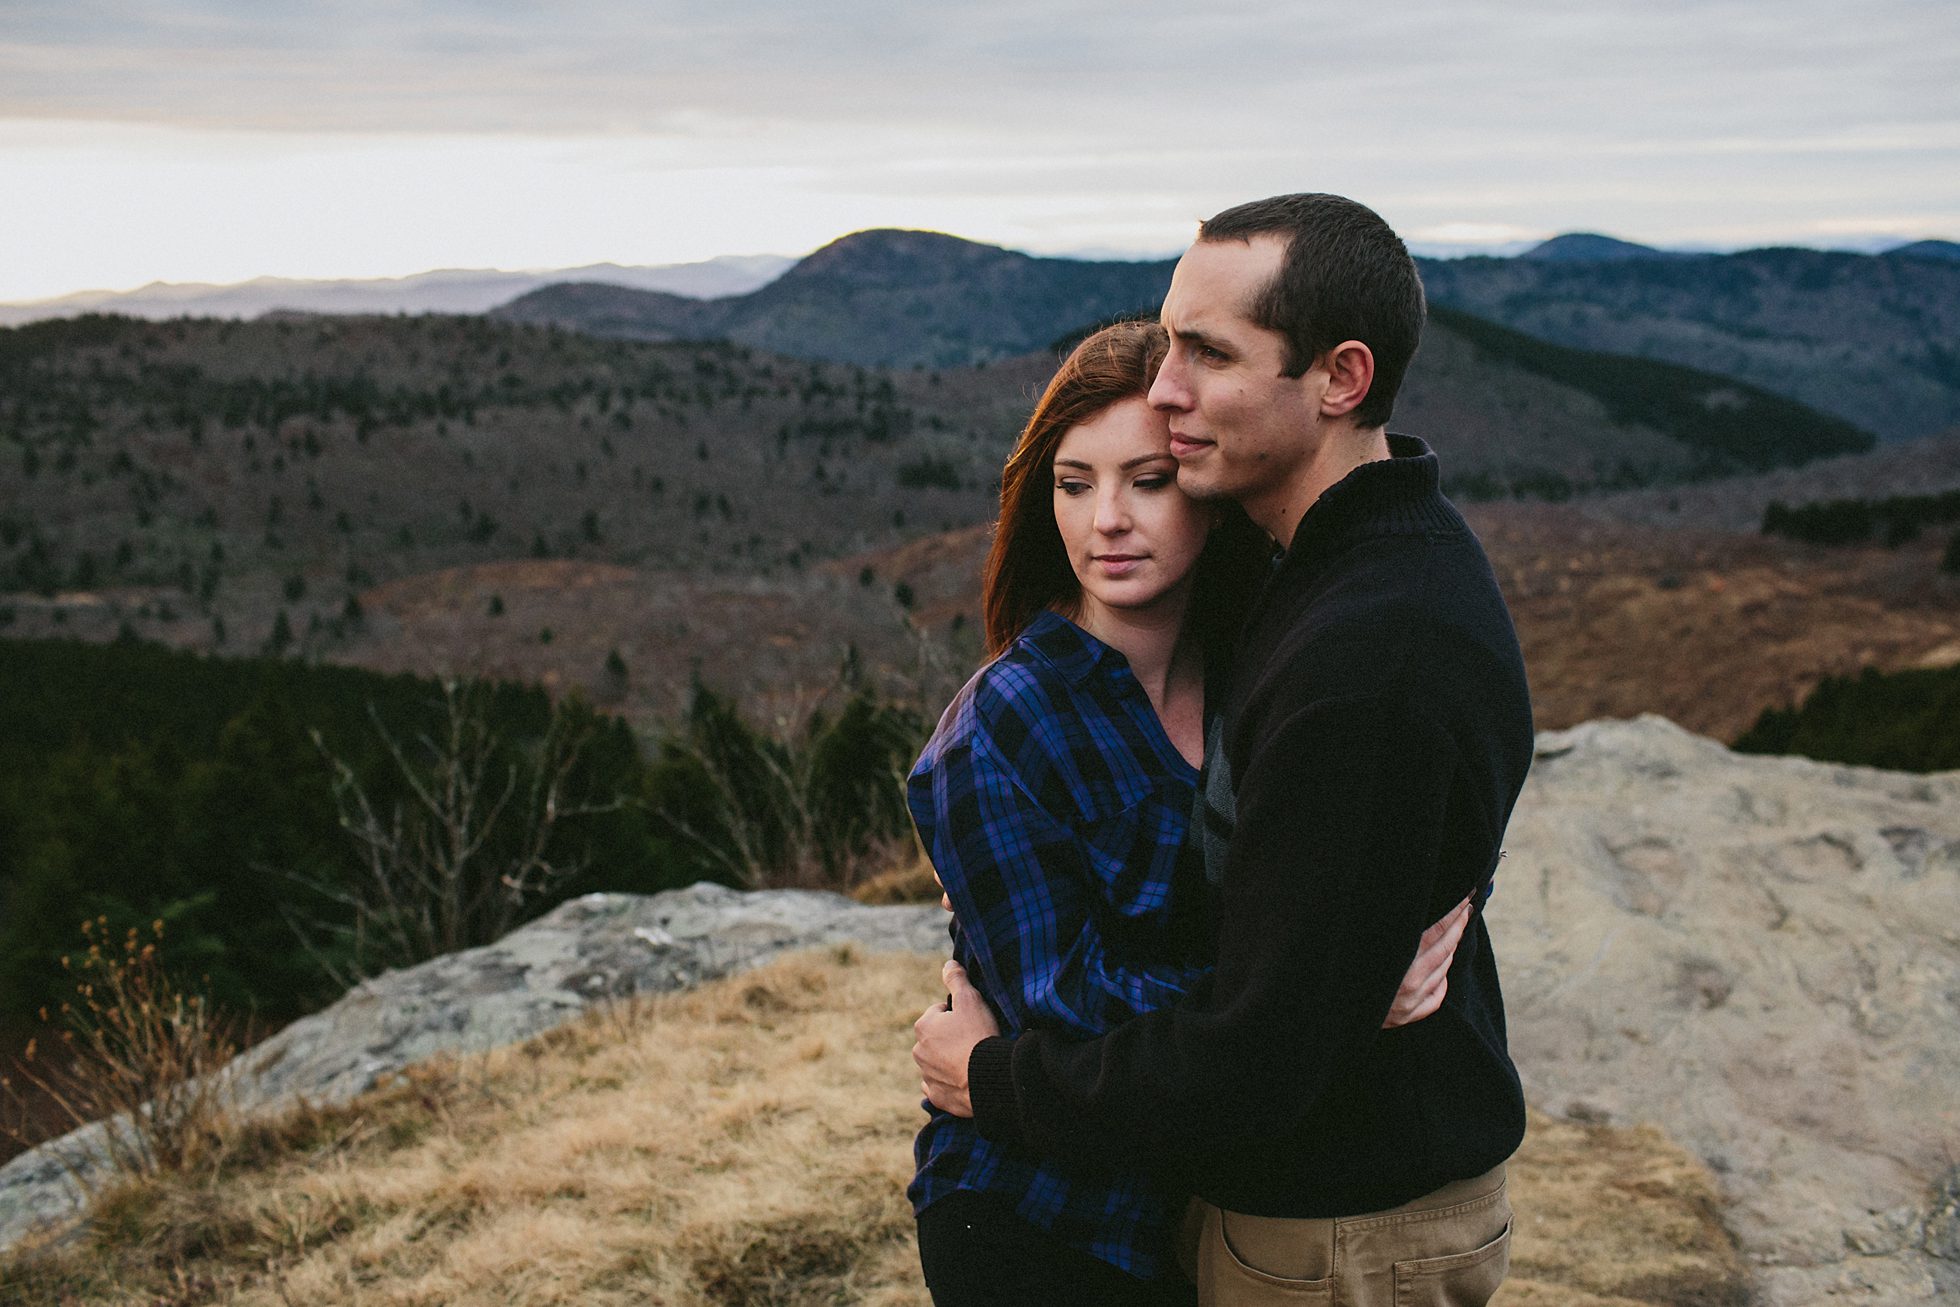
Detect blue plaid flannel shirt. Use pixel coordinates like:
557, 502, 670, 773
906, 609, 1212, 1281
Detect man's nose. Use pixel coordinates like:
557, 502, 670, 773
1148, 355, 1190, 411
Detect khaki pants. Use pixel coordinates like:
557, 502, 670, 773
1180, 1166, 1511, 1307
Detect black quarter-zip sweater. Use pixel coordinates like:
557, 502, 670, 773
966, 434, 1535, 1218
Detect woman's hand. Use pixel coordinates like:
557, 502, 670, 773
1383, 896, 1471, 1028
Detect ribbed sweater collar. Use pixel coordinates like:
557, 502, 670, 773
1275, 433, 1462, 574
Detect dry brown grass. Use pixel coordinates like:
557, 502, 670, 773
1505, 1112, 1747, 1306
848, 858, 943, 907
1468, 501, 1960, 741
1, 951, 1743, 1306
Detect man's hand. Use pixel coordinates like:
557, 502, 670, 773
912, 960, 1000, 1117
1383, 896, 1471, 1028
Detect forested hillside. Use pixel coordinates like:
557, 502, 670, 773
1, 307, 1874, 679
1735, 662, 1960, 772
0, 637, 918, 1027
0, 313, 1033, 657
1420, 246, 1960, 440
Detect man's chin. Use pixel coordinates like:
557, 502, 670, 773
1173, 466, 1232, 502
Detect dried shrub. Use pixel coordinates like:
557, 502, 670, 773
1, 918, 237, 1180
290, 680, 628, 983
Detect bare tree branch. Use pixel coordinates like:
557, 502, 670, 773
281, 681, 623, 978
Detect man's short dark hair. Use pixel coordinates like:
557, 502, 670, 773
1199, 193, 1424, 430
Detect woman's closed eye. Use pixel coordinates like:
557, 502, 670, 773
1134, 474, 1173, 491
1056, 478, 1092, 496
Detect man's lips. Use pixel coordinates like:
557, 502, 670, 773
1168, 432, 1213, 458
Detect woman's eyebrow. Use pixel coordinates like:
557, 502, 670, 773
1053, 455, 1173, 472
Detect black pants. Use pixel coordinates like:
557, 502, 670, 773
916, 1190, 1197, 1307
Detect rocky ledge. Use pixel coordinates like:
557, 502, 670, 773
1494, 716, 1960, 1305
0, 884, 945, 1253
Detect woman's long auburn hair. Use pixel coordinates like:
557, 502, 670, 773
980, 320, 1271, 661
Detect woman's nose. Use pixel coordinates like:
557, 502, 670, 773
1094, 491, 1129, 535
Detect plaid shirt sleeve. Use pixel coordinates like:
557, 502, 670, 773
916, 727, 1203, 1039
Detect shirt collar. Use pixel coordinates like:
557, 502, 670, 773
1020, 608, 1131, 690
1277, 432, 1461, 564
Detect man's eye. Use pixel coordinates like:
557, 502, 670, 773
1197, 346, 1227, 363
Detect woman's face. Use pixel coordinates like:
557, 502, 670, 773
1052, 396, 1211, 625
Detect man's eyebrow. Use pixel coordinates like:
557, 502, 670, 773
1167, 323, 1227, 350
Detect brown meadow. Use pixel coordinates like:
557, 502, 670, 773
3, 949, 1742, 1306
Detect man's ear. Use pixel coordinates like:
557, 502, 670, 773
1318, 340, 1376, 420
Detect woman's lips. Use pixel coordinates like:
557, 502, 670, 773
1094, 555, 1144, 576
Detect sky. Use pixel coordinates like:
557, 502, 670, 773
3, 0, 1957, 302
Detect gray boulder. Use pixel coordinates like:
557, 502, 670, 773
1495, 716, 1960, 1305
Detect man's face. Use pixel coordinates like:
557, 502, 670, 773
1148, 235, 1327, 529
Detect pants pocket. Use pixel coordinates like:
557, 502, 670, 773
1198, 1206, 1335, 1305
1390, 1218, 1510, 1307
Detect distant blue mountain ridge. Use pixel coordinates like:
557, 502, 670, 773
492, 226, 1960, 441
1886, 239, 1960, 262
7, 231, 1953, 327
9, 225, 1956, 440
1519, 233, 1681, 261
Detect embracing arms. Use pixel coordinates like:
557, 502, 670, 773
916, 694, 1495, 1189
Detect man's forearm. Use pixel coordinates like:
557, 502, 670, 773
967, 1036, 1022, 1146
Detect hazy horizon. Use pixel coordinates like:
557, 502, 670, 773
6, 224, 1956, 311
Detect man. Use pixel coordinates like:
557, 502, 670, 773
913, 193, 1534, 1306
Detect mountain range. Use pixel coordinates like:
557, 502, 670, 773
16, 227, 1960, 443
496, 229, 1175, 369
495, 229, 1960, 441
0, 255, 795, 328
1419, 245, 1960, 440
0, 303, 1926, 736
3, 221, 1955, 736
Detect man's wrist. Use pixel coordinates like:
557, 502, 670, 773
967, 1035, 1023, 1146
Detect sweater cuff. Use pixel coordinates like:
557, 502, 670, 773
967, 1036, 1024, 1147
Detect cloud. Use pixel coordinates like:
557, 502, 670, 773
4, 0, 1956, 144
0, 1, 1955, 297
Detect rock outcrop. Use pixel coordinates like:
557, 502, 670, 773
0, 884, 945, 1253
1493, 717, 1960, 1305
3, 718, 1956, 1304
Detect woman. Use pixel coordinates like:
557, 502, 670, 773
905, 322, 1456, 1304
